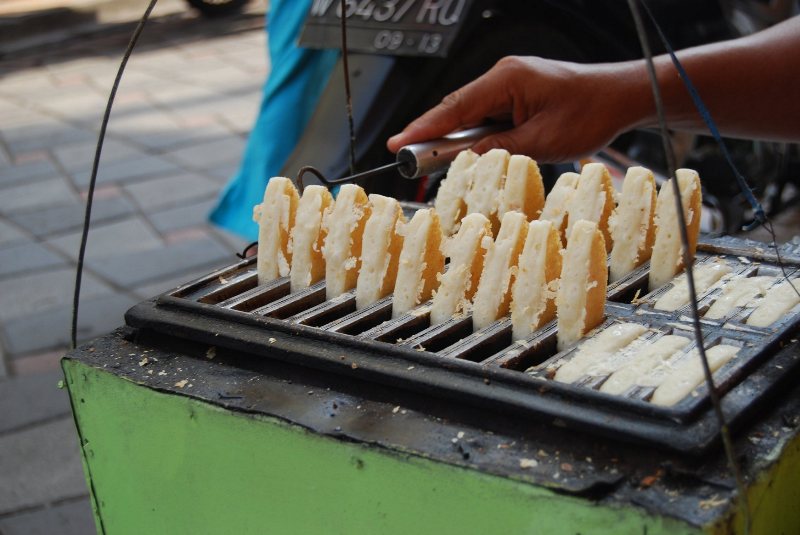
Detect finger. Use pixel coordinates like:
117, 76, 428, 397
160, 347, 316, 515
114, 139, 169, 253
386, 96, 472, 152
387, 66, 514, 152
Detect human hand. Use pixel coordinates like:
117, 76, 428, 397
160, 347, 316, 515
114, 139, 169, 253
387, 56, 646, 163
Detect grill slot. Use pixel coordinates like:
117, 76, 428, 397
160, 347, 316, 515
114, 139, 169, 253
573, 374, 612, 390
483, 322, 559, 371
438, 318, 513, 362
607, 262, 650, 303
358, 303, 432, 343
753, 265, 786, 277
219, 277, 290, 311
626, 385, 656, 402
255, 281, 326, 319
399, 316, 472, 353
323, 297, 393, 334
289, 290, 356, 326
198, 270, 258, 304
174, 259, 254, 301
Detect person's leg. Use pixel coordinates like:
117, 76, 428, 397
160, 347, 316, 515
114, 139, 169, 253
210, 0, 338, 240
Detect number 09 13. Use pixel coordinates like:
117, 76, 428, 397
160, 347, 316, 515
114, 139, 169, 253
373, 30, 404, 50
372, 30, 442, 53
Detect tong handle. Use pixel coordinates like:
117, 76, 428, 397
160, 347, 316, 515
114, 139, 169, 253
396, 124, 511, 179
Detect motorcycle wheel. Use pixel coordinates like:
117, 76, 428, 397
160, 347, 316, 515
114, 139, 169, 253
186, 0, 249, 18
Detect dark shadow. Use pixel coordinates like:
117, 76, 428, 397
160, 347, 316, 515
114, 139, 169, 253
0, 8, 96, 47
0, 8, 264, 71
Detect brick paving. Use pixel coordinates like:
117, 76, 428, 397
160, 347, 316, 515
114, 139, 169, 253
0, 4, 267, 531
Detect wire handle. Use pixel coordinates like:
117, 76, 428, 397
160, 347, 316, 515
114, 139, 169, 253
295, 161, 403, 193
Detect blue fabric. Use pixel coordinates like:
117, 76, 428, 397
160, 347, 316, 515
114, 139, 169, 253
209, 0, 339, 240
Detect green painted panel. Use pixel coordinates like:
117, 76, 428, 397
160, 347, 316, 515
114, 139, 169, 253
716, 429, 800, 535
64, 360, 707, 535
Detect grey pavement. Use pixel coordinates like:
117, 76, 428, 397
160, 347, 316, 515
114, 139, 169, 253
0, 3, 267, 532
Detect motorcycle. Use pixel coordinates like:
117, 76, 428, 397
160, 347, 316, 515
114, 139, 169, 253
282, 0, 798, 235
185, 0, 251, 18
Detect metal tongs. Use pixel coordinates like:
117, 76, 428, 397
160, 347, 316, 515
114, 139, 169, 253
295, 124, 509, 191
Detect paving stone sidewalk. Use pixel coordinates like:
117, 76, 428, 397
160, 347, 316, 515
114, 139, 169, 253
0, 7, 267, 532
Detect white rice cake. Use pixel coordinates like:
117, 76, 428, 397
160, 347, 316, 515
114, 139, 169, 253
356, 194, 405, 309
609, 166, 656, 282
392, 208, 445, 318
650, 344, 739, 406
472, 210, 528, 330
704, 275, 774, 320
290, 185, 333, 292
497, 154, 545, 222
321, 184, 371, 299
554, 323, 648, 384
746, 277, 800, 327
540, 172, 579, 245
465, 148, 510, 233
648, 169, 702, 291
510, 219, 562, 340
599, 334, 691, 395
254, 177, 299, 285
566, 163, 615, 252
434, 149, 479, 236
653, 261, 732, 311
555, 220, 608, 351
430, 213, 492, 325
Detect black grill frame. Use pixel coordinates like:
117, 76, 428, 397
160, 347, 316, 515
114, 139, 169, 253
124, 236, 800, 455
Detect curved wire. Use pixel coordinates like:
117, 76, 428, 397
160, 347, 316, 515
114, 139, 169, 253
295, 165, 329, 193
628, 2, 750, 532
295, 161, 404, 193
639, 0, 765, 228
339, 0, 356, 176
236, 241, 258, 259
639, 1, 800, 298
71, 0, 159, 349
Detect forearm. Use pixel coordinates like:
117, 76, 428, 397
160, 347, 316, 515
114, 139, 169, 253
625, 16, 800, 141
388, 16, 800, 161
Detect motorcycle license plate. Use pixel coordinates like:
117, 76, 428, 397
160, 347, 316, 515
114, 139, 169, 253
299, 0, 473, 58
